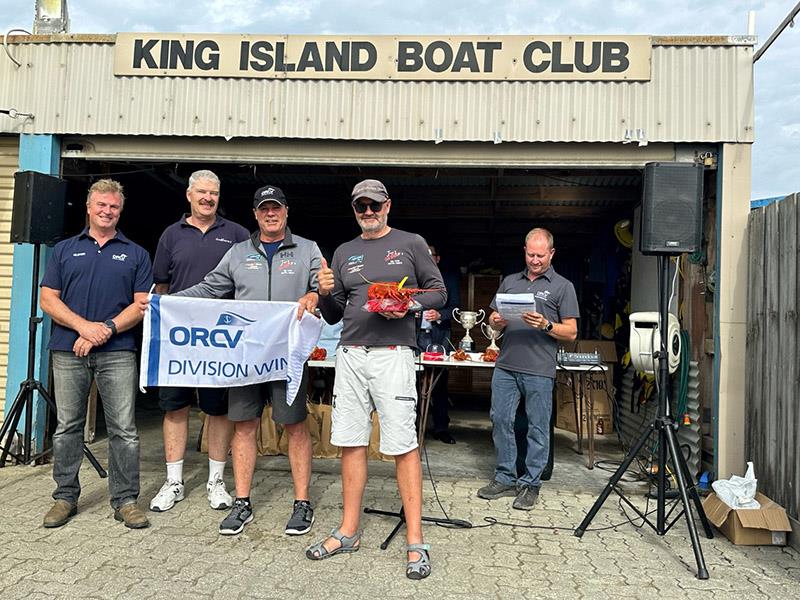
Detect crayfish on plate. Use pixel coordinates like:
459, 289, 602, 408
450, 348, 472, 361
364, 276, 442, 313
309, 347, 327, 361
479, 348, 499, 362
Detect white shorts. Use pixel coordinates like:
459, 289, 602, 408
331, 345, 419, 455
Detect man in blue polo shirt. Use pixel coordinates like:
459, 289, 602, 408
149, 170, 249, 514
40, 179, 153, 529
477, 228, 578, 511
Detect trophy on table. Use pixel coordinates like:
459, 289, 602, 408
480, 322, 504, 352
452, 308, 485, 352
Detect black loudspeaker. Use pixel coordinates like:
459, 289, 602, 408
10, 171, 69, 245
640, 162, 704, 255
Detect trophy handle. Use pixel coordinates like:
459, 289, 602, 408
475, 309, 485, 324
452, 308, 461, 323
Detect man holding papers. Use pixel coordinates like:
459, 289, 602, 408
477, 228, 579, 510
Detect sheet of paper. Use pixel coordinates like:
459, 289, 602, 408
496, 293, 537, 321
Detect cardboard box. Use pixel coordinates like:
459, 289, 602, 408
702, 492, 792, 546
555, 340, 616, 435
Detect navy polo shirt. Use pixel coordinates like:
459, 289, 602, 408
490, 266, 579, 378
153, 215, 250, 293
40, 228, 153, 353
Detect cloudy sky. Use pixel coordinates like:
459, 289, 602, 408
2, 0, 798, 199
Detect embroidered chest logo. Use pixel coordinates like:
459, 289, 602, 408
215, 237, 233, 244
112, 253, 128, 262
535, 290, 552, 302
245, 253, 263, 270
278, 259, 297, 275
384, 250, 405, 266
346, 254, 365, 274
72, 252, 86, 257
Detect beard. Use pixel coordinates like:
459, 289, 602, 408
357, 213, 387, 233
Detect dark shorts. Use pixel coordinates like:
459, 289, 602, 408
158, 387, 229, 416
228, 369, 309, 424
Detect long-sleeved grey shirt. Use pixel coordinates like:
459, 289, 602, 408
319, 228, 446, 347
176, 228, 321, 302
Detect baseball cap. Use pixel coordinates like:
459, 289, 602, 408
351, 179, 389, 203
253, 185, 287, 208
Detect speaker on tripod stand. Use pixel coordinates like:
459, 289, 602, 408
574, 162, 713, 579
0, 171, 106, 477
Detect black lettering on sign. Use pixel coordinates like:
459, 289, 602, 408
550, 41, 573, 73
602, 42, 629, 72
297, 42, 323, 71
477, 41, 502, 72
574, 41, 601, 73
425, 41, 453, 73
351, 41, 377, 72
195, 40, 220, 71
275, 41, 294, 72
168, 40, 194, 70
452, 42, 479, 72
132, 39, 158, 68
397, 41, 423, 72
326, 41, 350, 71
160, 39, 169, 69
523, 41, 550, 73
249, 41, 274, 72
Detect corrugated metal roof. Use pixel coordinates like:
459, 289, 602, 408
0, 41, 753, 143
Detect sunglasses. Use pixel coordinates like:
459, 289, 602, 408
352, 200, 385, 213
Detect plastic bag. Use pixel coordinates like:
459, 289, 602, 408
711, 461, 760, 510
362, 298, 422, 313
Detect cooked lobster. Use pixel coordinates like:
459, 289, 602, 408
451, 348, 471, 361
364, 276, 443, 312
310, 347, 327, 361
480, 348, 499, 362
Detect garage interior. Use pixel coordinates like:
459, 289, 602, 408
58, 155, 718, 476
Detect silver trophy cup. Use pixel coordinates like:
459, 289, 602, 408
452, 308, 485, 352
480, 322, 504, 352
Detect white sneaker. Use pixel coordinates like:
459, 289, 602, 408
207, 476, 233, 510
149, 479, 184, 512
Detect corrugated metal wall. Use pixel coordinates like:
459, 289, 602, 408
0, 136, 19, 418
0, 41, 753, 143
746, 194, 799, 523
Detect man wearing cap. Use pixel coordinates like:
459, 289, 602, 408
176, 185, 322, 536
149, 169, 250, 515
311, 179, 446, 580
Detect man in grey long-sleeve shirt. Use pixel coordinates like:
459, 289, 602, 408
307, 179, 445, 581
176, 185, 321, 537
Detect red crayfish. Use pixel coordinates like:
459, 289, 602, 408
450, 348, 472, 361
309, 347, 327, 360
480, 348, 499, 362
364, 276, 442, 313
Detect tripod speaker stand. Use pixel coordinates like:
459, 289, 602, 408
573, 254, 712, 578
0, 243, 107, 477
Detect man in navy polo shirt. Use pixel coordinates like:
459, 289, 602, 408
477, 228, 579, 511
149, 169, 250, 514
40, 179, 153, 529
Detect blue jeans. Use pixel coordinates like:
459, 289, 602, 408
490, 367, 553, 489
51, 351, 140, 509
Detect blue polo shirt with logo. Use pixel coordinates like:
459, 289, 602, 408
40, 228, 153, 352
153, 215, 250, 293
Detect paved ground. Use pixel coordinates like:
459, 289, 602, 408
0, 405, 797, 599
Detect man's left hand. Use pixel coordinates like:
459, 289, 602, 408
296, 292, 319, 320
73, 336, 94, 357
423, 309, 441, 322
522, 310, 549, 330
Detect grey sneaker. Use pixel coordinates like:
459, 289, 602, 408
219, 499, 253, 535
512, 486, 539, 510
477, 480, 517, 500
285, 500, 314, 535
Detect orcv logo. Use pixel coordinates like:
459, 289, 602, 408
169, 312, 255, 348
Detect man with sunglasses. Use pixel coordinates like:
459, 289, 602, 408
311, 179, 446, 580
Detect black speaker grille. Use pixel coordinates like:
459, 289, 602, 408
640, 162, 703, 255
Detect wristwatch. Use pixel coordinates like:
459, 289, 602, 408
104, 319, 118, 335
544, 320, 554, 332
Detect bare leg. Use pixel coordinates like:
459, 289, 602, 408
395, 448, 424, 561
319, 446, 367, 553
163, 406, 190, 463
206, 414, 234, 463
284, 421, 312, 500
231, 418, 259, 498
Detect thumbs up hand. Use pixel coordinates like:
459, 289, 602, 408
317, 257, 335, 296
